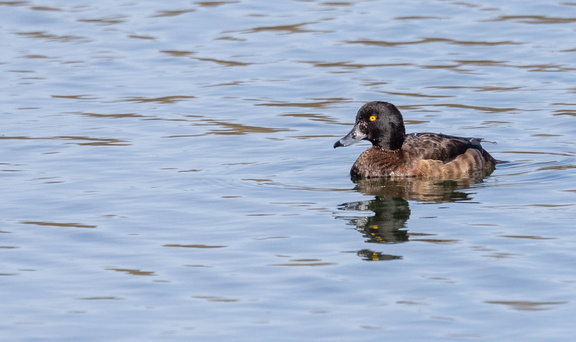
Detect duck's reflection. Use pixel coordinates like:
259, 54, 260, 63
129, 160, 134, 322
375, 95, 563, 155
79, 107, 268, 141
336, 175, 489, 261
338, 196, 411, 244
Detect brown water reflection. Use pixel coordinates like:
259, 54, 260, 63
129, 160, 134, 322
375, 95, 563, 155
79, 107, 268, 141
15, 31, 90, 43
255, 98, 350, 108
0, 135, 129, 146
152, 9, 196, 18
346, 38, 521, 47
106, 267, 155, 276
119, 95, 196, 104
485, 300, 568, 311
486, 15, 576, 24
20, 220, 97, 229
244, 22, 329, 34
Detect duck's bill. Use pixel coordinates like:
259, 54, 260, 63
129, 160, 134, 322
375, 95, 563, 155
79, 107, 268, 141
333, 124, 366, 148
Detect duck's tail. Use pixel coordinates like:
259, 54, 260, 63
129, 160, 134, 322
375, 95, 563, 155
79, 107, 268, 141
476, 138, 507, 165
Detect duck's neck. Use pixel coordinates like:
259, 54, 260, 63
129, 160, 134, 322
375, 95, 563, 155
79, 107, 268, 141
373, 129, 405, 150
374, 145, 403, 154
374, 139, 404, 150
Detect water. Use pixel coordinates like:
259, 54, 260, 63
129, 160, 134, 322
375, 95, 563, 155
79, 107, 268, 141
2, 0, 576, 340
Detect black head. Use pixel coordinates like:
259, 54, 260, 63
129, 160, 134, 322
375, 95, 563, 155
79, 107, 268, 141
334, 101, 406, 150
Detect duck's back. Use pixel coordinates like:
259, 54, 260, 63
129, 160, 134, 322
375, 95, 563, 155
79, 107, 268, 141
351, 133, 497, 179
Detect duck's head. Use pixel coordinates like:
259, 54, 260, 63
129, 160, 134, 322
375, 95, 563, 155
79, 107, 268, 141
334, 101, 406, 150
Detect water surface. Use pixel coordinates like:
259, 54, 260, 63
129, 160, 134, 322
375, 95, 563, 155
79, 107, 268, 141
1, 0, 576, 340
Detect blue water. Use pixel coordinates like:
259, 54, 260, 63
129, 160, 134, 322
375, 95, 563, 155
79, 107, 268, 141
1, 0, 576, 340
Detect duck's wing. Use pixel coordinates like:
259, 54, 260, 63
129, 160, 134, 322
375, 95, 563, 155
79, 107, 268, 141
403, 133, 491, 163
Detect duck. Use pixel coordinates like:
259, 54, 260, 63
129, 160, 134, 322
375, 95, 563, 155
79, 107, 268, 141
334, 101, 498, 179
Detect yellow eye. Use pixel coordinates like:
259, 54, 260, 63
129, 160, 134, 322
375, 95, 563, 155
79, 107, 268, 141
369, 115, 377, 122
